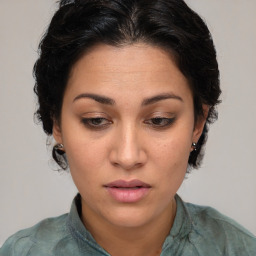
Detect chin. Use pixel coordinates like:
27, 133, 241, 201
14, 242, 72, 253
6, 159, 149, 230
103, 207, 156, 228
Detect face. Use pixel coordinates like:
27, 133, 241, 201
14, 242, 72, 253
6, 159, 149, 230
53, 43, 206, 229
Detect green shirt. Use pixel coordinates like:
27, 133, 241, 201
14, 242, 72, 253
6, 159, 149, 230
1, 194, 256, 255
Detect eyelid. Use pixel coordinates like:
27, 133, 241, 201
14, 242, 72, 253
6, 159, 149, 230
149, 111, 175, 117
81, 117, 113, 130
80, 111, 108, 117
79, 111, 176, 131
144, 116, 176, 129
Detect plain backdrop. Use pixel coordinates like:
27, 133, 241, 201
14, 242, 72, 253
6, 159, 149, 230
0, 0, 256, 246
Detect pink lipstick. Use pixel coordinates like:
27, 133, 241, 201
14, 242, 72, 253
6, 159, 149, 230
104, 179, 151, 203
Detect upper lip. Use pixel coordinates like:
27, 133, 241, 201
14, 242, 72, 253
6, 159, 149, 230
104, 179, 151, 188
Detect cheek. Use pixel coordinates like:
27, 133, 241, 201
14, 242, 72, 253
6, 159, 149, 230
152, 132, 192, 168
61, 117, 107, 170
61, 135, 108, 196
149, 129, 192, 190
65, 139, 107, 175
65, 141, 106, 204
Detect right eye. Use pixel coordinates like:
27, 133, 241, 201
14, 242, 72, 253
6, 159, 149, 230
81, 117, 112, 130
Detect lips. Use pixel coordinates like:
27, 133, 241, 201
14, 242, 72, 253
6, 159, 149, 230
104, 179, 151, 203
104, 179, 151, 189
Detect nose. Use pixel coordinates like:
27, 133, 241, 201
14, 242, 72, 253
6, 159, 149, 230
109, 124, 147, 170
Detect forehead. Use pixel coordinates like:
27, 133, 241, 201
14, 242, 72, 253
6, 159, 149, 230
72, 43, 176, 72
66, 43, 192, 101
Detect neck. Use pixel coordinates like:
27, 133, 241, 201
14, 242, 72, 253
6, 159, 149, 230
81, 199, 176, 256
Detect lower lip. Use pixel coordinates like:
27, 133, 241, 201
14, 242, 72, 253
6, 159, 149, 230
105, 187, 151, 203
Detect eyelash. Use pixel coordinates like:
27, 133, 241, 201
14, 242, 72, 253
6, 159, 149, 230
81, 117, 112, 130
144, 117, 176, 128
81, 117, 175, 130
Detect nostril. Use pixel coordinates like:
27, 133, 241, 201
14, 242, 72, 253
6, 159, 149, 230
109, 143, 147, 170
111, 161, 143, 170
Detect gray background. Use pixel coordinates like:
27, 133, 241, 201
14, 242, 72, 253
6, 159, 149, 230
0, 0, 256, 245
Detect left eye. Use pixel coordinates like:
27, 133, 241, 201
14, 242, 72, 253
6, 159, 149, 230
81, 118, 112, 129
145, 117, 175, 127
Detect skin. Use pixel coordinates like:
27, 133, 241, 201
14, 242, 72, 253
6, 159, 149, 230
53, 43, 207, 256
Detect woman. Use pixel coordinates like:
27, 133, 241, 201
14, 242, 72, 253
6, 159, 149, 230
1, 0, 255, 255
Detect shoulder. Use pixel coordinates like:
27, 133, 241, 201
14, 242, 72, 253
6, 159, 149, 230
0, 213, 76, 256
186, 201, 255, 236
184, 201, 256, 255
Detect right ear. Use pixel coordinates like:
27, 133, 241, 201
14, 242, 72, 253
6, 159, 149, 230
52, 119, 63, 145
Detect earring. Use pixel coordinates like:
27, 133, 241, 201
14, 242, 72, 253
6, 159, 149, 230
191, 142, 197, 151
54, 143, 65, 155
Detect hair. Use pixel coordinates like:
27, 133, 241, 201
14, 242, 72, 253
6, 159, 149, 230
34, 0, 221, 170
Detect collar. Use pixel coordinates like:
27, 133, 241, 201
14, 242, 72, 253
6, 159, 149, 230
162, 194, 193, 250
67, 194, 109, 255
67, 194, 192, 252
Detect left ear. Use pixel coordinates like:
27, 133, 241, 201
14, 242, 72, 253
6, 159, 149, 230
192, 104, 209, 143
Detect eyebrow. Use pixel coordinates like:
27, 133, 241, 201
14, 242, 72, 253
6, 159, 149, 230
73, 93, 115, 105
73, 92, 183, 106
141, 93, 183, 106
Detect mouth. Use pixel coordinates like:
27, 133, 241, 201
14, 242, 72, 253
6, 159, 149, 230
104, 179, 151, 203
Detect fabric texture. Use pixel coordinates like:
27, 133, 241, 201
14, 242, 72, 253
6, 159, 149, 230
1, 194, 256, 256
